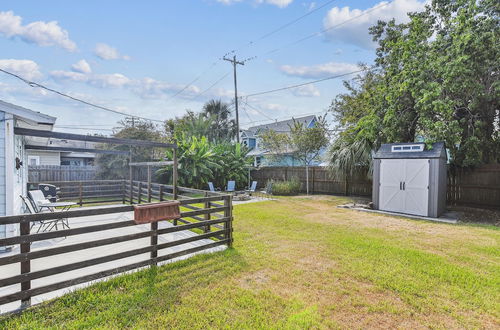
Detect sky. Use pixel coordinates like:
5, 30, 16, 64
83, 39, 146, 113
0, 0, 427, 134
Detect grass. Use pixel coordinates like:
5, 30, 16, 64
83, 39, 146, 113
1, 196, 499, 328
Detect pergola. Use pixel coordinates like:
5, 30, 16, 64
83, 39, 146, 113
16, 127, 179, 200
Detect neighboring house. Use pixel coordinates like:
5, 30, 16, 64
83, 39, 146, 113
241, 115, 324, 167
26, 138, 96, 166
0, 100, 56, 246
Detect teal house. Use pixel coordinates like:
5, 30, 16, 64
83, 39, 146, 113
241, 115, 325, 167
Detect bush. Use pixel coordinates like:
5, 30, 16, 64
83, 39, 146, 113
269, 177, 301, 196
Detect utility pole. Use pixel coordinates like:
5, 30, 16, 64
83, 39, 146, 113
223, 55, 244, 143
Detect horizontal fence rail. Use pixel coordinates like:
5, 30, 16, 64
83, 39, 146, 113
252, 164, 500, 209
0, 184, 232, 313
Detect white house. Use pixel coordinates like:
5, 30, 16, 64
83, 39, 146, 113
27, 138, 96, 166
0, 100, 56, 247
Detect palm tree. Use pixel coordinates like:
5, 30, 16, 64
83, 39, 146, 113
202, 99, 237, 142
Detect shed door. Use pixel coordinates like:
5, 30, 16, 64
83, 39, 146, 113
403, 159, 429, 216
379, 159, 429, 216
379, 159, 405, 213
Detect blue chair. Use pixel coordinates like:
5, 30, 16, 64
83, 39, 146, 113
208, 182, 219, 192
246, 181, 257, 195
226, 180, 236, 192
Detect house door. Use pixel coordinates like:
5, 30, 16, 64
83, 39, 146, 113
379, 159, 429, 216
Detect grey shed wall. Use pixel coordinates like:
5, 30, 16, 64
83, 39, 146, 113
372, 142, 447, 218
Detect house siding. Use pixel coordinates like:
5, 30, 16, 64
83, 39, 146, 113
0, 112, 6, 242
27, 150, 61, 165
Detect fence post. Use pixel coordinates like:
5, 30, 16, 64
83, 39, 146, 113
78, 182, 83, 207
20, 218, 31, 308
122, 180, 126, 204
159, 185, 164, 201
138, 182, 142, 204
147, 166, 152, 203
204, 191, 211, 233
224, 195, 233, 248
151, 221, 158, 266
312, 167, 315, 194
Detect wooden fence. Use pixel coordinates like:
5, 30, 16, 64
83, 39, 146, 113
28, 165, 98, 182
447, 164, 500, 209
28, 180, 125, 206
251, 166, 372, 197
252, 165, 500, 209
0, 184, 232, 312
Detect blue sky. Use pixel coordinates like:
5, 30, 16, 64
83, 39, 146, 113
0, 0, 426, 134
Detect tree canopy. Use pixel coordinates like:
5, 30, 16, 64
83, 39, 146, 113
329, 0, 499, 169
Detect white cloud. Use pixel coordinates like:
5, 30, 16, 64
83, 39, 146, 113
51, 69, 131, 88
217, 0, 293, 7
291, 84, 320, 97
0, 59, 42, 80
135, 77, 201, 99
257, 0, 293, 8
90, 73, 131, 88
71, 59, 91, 74
323, 0, 426, 48
0, 11, 77, 51
50, 70, 88, 82
94, 43, 130, 60
280, 61, 359, 79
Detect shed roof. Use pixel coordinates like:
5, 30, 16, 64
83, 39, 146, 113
373, 142, 446, 159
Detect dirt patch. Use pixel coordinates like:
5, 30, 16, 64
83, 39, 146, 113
449, 206, 500, 226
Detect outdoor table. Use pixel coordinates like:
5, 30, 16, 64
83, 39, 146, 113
38, 201, 76, 212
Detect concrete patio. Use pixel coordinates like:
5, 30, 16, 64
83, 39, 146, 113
0, 205, 226, 314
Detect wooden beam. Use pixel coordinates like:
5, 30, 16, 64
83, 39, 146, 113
25, 145, 130, 155
15, 127, 176, 149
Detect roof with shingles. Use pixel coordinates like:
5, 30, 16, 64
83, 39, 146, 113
242, 115, 316, 136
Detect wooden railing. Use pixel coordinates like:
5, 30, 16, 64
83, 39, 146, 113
0, 188, 232, 313
29, 180, 125, 206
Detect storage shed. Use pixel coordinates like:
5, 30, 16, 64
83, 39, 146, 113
372, 142, 447, 218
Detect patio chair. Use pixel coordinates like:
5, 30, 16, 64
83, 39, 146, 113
226, 180, 236, 193
245, 181, 258, 195
20, 195, 61, 233
28, 190, 51, 212
261, 181, 273, 197
208, 182, 220, 192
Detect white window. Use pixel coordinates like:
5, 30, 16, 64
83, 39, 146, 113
28, 156, 40, 166
391, 144, 424, 152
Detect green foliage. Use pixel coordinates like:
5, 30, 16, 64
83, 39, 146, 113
327, 137, 373, 180
269, 177, 301, 196
158, 134, 251, 190
259, 116, 330, 166
330, 0, 500, 168
166, 99, 236, 143
95, 119, 165, 179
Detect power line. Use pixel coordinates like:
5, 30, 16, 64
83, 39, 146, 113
0, 68, 165, 123
245, 68, 368, 98
263, 1, 393, 56
240, 100, 275, 121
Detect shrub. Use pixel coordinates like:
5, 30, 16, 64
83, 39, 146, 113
270, 177, 301, 196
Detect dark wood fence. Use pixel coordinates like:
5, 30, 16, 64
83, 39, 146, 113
252, 165, 500, 209
28, 165, 98, 182
28, 180, 125, 206
0, 185, 232, 312
251, 166, 372, 197
447, 164, 500, 209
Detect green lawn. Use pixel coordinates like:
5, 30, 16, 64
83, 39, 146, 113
1, 196, 499, 328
